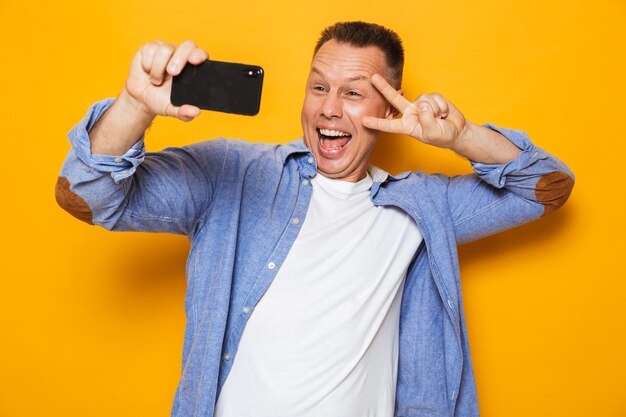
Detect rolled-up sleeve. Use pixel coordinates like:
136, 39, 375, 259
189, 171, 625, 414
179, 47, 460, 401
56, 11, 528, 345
67, 98, 145, 182
57, 99, 225, 235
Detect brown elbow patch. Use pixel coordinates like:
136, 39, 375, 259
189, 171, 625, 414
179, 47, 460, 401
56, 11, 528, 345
55, 176, 94, 225
535, 171, 574, 215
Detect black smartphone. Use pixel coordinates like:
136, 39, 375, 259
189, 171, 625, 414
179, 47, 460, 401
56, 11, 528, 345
171, 59, 264, 116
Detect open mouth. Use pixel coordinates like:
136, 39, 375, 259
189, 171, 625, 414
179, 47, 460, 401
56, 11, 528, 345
317, 128, 352, 152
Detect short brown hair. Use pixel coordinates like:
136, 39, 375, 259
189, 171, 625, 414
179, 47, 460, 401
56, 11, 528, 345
314, 21, 404, 88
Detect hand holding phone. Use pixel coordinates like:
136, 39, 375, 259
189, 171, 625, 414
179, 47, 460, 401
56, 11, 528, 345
171, 60, 264, 116
90, 40, 208, 157
121, 40, 209, 122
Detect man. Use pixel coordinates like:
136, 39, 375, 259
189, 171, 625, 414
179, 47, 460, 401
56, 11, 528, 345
56, 22, 574, 417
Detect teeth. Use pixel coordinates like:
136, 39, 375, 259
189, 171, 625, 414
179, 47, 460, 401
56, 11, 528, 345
321, 141, 344, 150
319, 128, 350, 137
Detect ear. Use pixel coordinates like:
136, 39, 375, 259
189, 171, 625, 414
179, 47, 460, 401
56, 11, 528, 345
384, 89, 404, 119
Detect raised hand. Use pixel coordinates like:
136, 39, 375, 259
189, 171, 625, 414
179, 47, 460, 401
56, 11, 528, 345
123, 40, 209, 122
89, 40, 208, 156
363, 74, 522, 164
362, 74, 468, 149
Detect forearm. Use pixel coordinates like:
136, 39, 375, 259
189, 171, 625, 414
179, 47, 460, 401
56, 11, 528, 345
451, 121, 522, 164
89, 89, 155, 155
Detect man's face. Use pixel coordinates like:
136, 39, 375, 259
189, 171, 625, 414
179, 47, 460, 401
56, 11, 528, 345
301, 40, 396, 182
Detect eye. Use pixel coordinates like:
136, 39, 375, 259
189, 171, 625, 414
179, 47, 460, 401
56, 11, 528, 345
347, 91, 361, 97
313, 85, 327, 92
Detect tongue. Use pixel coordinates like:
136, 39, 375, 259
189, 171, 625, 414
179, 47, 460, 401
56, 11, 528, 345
322, 136, 351, 148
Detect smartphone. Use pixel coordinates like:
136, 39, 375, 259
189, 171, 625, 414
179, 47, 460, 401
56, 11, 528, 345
171, 59, 264, 116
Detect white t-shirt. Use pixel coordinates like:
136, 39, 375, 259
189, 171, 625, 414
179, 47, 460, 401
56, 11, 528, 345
215, 172, 423, 417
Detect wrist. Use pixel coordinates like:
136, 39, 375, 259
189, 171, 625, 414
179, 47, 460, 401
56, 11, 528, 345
89, 90, 155, 156
117, 88, 156, 125
450, 120, 476, 154
450, 121, 522, 164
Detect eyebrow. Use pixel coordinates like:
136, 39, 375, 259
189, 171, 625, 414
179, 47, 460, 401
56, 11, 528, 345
310, 66, 369, 83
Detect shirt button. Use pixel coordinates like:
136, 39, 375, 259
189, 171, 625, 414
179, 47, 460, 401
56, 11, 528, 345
223, 353, 232, 361
242, 306, 250, 314
268, 262, 276, 269
292, 217, 300, 225
302, 179, 310, 186
307, 156, 314, 164
114, 157, 123, 163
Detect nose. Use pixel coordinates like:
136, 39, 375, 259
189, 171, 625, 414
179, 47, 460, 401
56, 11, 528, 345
321, 93, 343, 118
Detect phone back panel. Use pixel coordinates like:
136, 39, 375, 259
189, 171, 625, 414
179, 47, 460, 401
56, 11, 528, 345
171, 60, 264, 116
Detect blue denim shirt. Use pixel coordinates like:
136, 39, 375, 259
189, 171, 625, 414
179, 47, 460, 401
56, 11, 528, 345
59, 99, 574, 417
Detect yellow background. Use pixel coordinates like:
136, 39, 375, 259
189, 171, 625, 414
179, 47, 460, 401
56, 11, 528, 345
1, 0, 624, 416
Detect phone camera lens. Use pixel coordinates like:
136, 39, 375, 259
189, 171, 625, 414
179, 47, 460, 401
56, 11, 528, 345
244, 68, 258, 78
244, 68, 262, 78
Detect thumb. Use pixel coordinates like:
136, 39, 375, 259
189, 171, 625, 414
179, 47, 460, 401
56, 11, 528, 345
362, 116, 379, 129
362, 115, 406, 134
167, 104, 201, 122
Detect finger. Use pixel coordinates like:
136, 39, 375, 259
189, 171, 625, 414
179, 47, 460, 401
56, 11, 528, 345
140, 41, 160, 74
150, 42, 176, 85
430, 93, 449, 118
188, 47, 209, 65
167, 40, 197, 75
416, 94, 441, 118
178, 105, 201, 122
415, 101, 440, 140
362, 116, 408, 135
371, 73, 413, 114
165, 103, 201, 122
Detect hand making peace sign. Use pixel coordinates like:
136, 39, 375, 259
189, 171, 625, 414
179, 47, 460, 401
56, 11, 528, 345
362, 74, 469, 149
